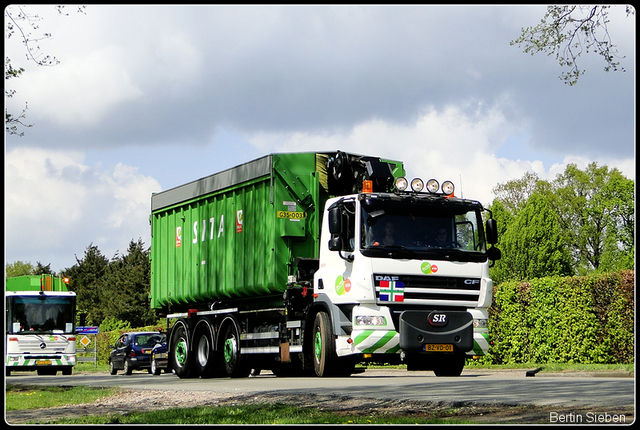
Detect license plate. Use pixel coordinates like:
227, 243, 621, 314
36, 360, 52, 365
423, 344, 453, 352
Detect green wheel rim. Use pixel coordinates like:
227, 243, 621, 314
224, 337, 236, 363
175, 339, 188, 365
314, 330, 322, 361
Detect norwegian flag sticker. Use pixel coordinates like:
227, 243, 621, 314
378, 280, 405, 302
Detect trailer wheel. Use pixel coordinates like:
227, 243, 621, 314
171, 324, 193, 378
312, 311, 337, 377
219, 317, 250, 378
194, 326, 217, 378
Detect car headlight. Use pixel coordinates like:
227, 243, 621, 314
355, 316, 387, 326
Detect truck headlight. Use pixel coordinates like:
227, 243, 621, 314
473, 318, 488, 328
355, 316, 387, 326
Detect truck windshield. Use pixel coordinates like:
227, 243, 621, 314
360, 196, 488, 262
6, 296, 75, 334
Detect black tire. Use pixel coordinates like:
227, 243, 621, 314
151, 358, 161, 375
219, 317, 250, 378
109, 360, 117, 375
123, 359, 133, 375
194, 325, 218, 378
62, 366, 72, 376
171, 324, 193, 378
312, 311, 337, 377
433, 353, 466, 377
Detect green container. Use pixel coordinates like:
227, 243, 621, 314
5, 275, 69, 292
149, 152, 404, 311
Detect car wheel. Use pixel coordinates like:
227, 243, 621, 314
151, 358, 161, 375
109, 360, 117, 375
124, 359, 133, 375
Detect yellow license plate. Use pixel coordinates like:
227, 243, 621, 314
423, 344, 453, 352
36, 360, 52, 365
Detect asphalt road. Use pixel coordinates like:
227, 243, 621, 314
6, 368, 634, 409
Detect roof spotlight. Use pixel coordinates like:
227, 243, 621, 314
442, 180, 455, 195
395, 177, 408, 191
426, 179, 440, 193
411, 178, 424, 192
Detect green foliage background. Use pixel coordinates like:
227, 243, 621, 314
485, 270, 634, 364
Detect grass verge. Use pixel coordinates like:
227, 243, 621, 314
28, 403, 470, 425
5, 385, 119, 411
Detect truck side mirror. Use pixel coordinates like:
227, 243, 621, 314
328, 207, 342, 235
328, 236, 343, 251
487, 246, 501, 261
485, 219, 498, 245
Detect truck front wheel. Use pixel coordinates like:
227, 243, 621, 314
433, 353, 465, 377
171, 324, 193, 378
312, 311, 337, 377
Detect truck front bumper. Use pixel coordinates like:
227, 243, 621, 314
399, 310, 474, 353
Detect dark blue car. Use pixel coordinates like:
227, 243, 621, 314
109, 332, 165, 375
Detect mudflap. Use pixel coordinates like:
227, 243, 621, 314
399, 310, 473, 353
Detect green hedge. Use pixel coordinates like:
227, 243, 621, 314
486, 270, 634, 364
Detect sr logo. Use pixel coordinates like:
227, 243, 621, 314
428, 312, 448, 327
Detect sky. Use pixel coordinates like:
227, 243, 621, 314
4, 5, 636, 273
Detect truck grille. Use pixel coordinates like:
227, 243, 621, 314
374, 274, 480, 307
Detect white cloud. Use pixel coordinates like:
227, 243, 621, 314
10, 46, 144, 127
243, 101, 634, 206
5, 147, 161, 271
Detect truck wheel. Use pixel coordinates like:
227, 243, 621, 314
312, 311, 337, 377
219, 317, 250, 378
171, 324, 193, 378
433, 353, 466, 377
62, 366, 72, 376
194, 326, 217, 378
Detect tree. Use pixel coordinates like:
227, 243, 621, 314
5, 261, 35, 278
4, 5, 86, 135
550, 163, 634, 274
491, 171, 543, 216
491, 192, 573, 283
61, 243, 109, 326
490, 163, 634, 281
102, 239, 157, 327
511, 5, 634, 85
33, 262, 54, 275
